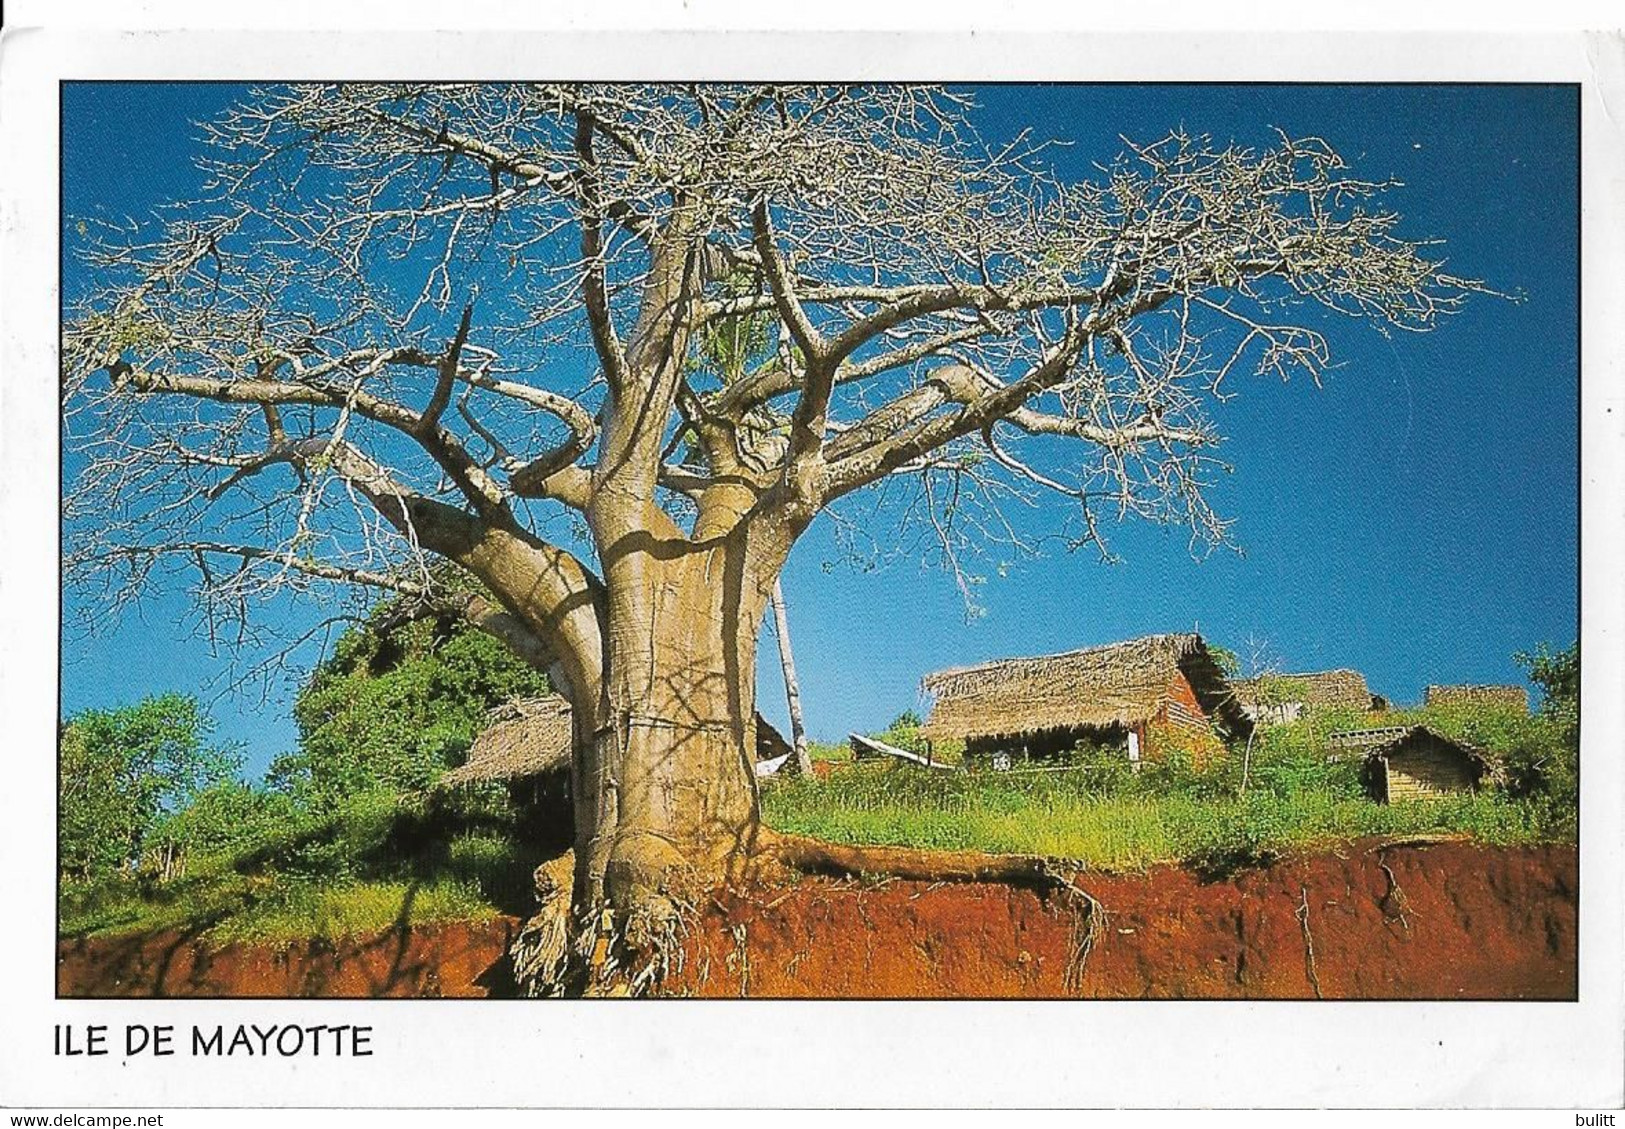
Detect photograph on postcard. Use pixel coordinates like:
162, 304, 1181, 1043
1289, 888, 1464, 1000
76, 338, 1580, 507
56, 81, 1578, 1001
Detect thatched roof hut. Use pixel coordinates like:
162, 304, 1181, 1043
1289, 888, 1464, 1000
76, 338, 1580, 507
920, 632, 1249, 752
1424, 684, 1529, 715
1357, 725, 1497, 802
437, 694, 792, 788
1232, 668, 1383, 724
438, 695, 574, 788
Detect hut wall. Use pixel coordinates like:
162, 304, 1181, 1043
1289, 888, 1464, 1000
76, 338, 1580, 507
1160, 672, 1209, 733
1380, 733, 1481, 801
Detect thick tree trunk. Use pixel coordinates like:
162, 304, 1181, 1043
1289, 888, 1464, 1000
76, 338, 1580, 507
508, 214, 797, 992
586, 579, 762, 904
552, 523, 781, 992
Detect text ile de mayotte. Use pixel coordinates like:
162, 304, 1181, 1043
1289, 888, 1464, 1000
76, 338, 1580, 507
54, 1023, 373, 1057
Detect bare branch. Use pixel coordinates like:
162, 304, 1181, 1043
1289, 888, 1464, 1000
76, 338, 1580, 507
65, 84, 1493, 668
420, 300, 475, 434
572, 108, 633, 395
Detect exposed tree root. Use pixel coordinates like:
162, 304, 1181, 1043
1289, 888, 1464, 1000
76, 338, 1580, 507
759, 830, 1107, 990
1063, 890, 1107, 992
757, 829, 1076, 891
1375, 856, 1420, 932
1296, 884, 1324, 1000
609, 893, 692, 997
727, 923, 751, 997
513, 832, 1111, 997
510, 852, 576, 998
1365, 833, 1470, 853
510, 847, 699, 999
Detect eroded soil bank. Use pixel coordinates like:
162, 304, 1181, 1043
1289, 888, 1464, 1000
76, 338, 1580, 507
58, 839, 1576, 999
57, 916, 522, 998
675, 838, 1576, 999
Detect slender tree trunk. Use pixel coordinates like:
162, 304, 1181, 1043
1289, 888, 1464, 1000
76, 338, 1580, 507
1240, 728, 1255, 797
769, 578, 813, 776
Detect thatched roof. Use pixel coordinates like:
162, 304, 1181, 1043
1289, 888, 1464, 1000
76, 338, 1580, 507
921, 632, 1248, 742
1424, 684, 1529, 714
1325, 725, 1412, 755
438, 694, 792, 788
1330, 723, 1498, 776
1361, 725, 1499, 778
755, 713, 792, 762
1232, 669, 1377, 715
439, 695, 573, 787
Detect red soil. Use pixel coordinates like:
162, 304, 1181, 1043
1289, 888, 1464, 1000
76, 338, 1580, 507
57, 917, 522, 998
674, 838, 1577, 999
57, 839, 1576, 1000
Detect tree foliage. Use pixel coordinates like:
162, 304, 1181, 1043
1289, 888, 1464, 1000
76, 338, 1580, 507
59, 693, 237, 879
148, 780, 296, 870
1517, 640, 1578, 741
1206, 644, 1241, 678
1505, 640, 1579, 807
272, 603, 551, 808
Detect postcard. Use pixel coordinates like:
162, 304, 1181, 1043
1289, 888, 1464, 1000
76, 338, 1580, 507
2, 22, 1621, 1113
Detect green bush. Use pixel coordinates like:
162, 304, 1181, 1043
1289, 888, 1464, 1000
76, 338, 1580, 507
272, 595, 550, 809
59, 694, 239, 880
147, 782, 297, 872
873, 711, 930, 755
1511, 640, 1579, 806
1240, 718, 1365, 801
1495, 719, 1577, 808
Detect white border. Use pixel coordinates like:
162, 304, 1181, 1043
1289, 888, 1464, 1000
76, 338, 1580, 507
2, 27, 1620, 1110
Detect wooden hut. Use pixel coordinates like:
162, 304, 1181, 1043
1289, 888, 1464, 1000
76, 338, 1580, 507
1424, 684, 1529, 715
920, 632, 1249, 764
1356, 726, 1495, 803
436, 696, 576, 847
1231, 668, 1385, 726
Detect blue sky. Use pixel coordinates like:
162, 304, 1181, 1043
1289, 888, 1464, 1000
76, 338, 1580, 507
61, 83, 1579, 776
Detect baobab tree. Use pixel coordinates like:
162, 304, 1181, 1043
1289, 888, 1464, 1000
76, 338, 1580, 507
63, 83, 1486, 992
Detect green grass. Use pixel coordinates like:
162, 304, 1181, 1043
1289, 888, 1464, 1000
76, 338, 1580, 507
808, 739, 850, 763
212, 879, 497, 944
60, 869, 504, 945
64, 705, 1578, 942
59, 791, 532, 945
59, 868, 500, 944
761, 760, 1573, 872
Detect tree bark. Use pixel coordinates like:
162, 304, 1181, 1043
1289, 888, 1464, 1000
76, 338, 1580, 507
548, 499, 790, 990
